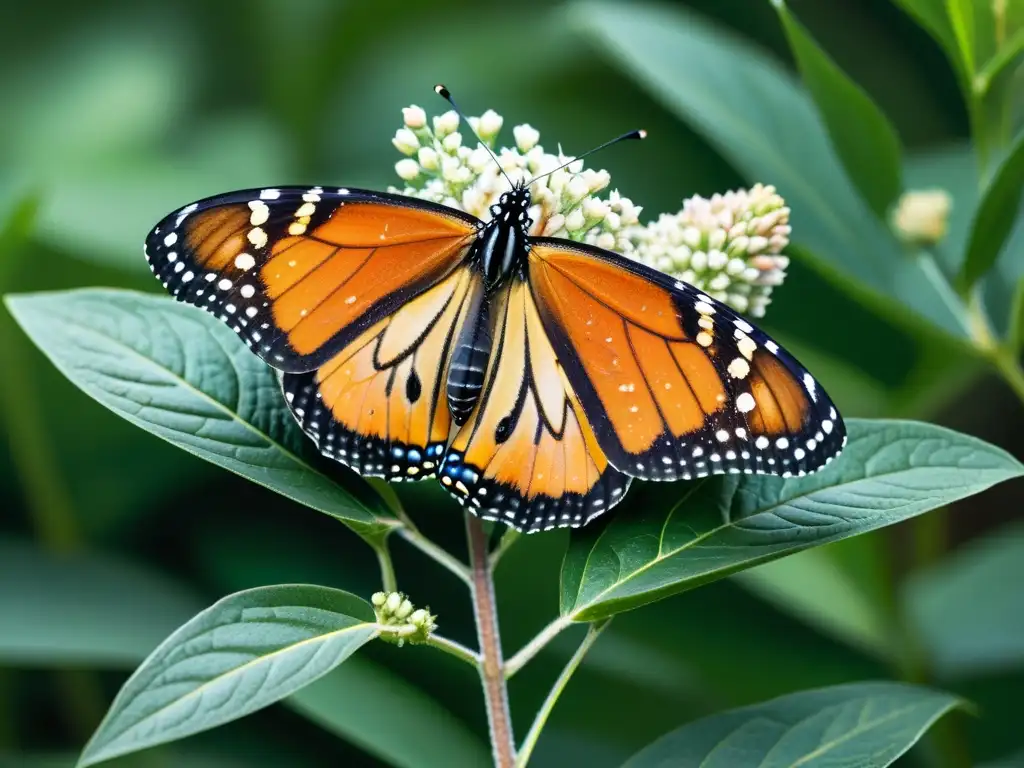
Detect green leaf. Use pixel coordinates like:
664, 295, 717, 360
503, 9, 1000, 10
976, 27, 1024, 94
946, 0, 977, 74
561, 419, 1023, 621
622, 681, 963, 768
734, 545, 893, 659
4, 289, 395, 540
77, 585, 378, 768
772, 0, 903, 218
289, 658, 490, 768
573, 0, 969, 340
959, 130, 1024, 291
0, 539, 201, 667
904, 521, 1024, 679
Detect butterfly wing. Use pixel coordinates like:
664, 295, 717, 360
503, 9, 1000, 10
280, 265, 484, 480
440, 280, 631, 533
528, 239, 845, 480
145, 186, 479, 372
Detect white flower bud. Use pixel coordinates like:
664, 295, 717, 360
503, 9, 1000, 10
410, 609, 428, 625
707, 249, 728, 271
728, 294, 749, 312
402, 105, 427, 129
587, 169, 611, 193
567, 177, 590, 202
708, 228, 727, 251
682, 226, 703, 249
709, 273, 731, 291
417, 146, 439, 171
385, 592, 403, 614
467, 147, 492, 173
542, 213, 566, 236
565, 208, 586, 232
443, 133, 462, 152
596, 232, 617, 250
747, 235, 769, 255
433, 110, 460, 137
392, 128, 419, 156
478, 109, 504, 140
371, 592, 387, 607
604, 211, 621, 230
726, 258, 747, 276
395, 159, 420, 181
657, 255, 674, 272
513, 124, 540, 152
582, 197, 610, 221
690, 250, 708, 271
396, 599, 414, 620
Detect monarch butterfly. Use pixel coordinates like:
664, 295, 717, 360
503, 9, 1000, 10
144, 86, 845, 533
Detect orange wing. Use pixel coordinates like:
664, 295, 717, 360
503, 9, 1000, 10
145, 186, 478, 372
528, 240, 845, 480
439, 280, 630, 533
280, 266, 482, 481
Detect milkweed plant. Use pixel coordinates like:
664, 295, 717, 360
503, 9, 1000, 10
5, 2, 1024, 765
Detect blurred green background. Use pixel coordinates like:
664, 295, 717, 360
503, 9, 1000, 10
1, 0, 1022, 766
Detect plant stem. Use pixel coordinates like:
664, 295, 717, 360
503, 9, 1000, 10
373, 541, 398, 593
504, 615, 573, 679
515, 620, 609, 768
426, 634, 482, 667
466, 515, 515, 768
397, 526, 473, 587
992, 348, 1024, 405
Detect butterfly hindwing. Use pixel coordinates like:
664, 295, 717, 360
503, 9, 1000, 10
280, 266, 484, 481
145, 186, 478, 372
439, 280, 631, 532
528, 239, 846, 481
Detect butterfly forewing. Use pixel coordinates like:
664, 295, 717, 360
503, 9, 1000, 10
144, 186, 478, 372
528, 239, 845, 481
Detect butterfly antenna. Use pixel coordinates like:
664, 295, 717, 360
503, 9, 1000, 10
525, 129, 646, 188
434, 84, 516, 189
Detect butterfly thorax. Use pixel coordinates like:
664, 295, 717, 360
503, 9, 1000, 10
476, 185, 533, 291
445, 186, 533, 425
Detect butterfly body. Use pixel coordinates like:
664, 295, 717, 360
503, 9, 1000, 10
145, 183, 846, 533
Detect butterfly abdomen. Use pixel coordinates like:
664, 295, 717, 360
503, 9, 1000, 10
447, 287, 492, 425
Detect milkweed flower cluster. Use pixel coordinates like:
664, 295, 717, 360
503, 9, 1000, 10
390, 106, 789, 316
371, 590, 437, 646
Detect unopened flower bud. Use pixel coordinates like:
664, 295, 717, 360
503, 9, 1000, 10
513, 124, 540, 152
443, 133, 462, 152
371, 592, 387, 607
565, 208, 586, 232
395, 159, 420, 181
418, 146, 439, 171
892, 189, 952, 245
582, 197, 610, 221
478, 109, 504, 140
433, 110, 460, 137
567, 177, 590, 202
392, 128, 419, 156
396, 598, 414, 620
385, 591, 403, 614
402, 105, 427, 129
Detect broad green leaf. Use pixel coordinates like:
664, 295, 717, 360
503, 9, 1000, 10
904, 521, 1024, 679
947, 0, 977, 74
622, 681, 962, 768
77, 585, 378, 768
959, 130, 1024, 290
561, 419, 1023, 621
4, 289, 395, 540
772, 0, 903, 217
2, 751, 261, 768
289, 659, 489, 768
0, 539, 201, 666
735, 546, 893, 659
573, 0, 969, 340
